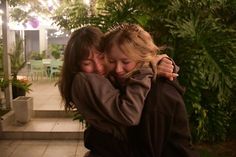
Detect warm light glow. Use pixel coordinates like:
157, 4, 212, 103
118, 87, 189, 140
8, 21, 26, 30
83, 0, 90, 6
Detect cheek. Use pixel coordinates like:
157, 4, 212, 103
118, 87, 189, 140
80, 65, 95, 73
124, 63, 137, 73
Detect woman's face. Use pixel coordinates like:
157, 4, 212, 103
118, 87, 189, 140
80, 48, 106, 76
107, 45, 137, 80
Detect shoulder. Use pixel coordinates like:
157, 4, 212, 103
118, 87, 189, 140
156, 78, 185, 95
74, 72, 107, 83
73, 72, 114, 91
74, 72, 101, 79
151, 78, 185, 105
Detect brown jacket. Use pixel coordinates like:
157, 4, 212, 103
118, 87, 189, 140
71, 67, 153, 140
128, 77, 199, 157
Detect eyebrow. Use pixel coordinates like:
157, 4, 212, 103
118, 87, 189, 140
82, 59, 93, 61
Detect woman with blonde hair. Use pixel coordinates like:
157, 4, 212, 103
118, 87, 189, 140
98, 23, 200, 157
76, 23, 198, 157
59, 25, 180, 157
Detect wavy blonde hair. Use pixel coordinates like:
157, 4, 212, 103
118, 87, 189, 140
101, 23, 159, 63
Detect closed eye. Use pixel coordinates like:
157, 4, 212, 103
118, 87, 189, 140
98, 54, 105, 60
81, 60, 92, 66
108, 59, 115, 64
122, 60, 131, 64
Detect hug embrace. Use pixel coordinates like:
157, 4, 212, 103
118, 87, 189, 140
59, 23, 199, 157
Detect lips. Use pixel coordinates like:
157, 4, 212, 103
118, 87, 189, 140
95, 68, 106, 76
100, 72, 106, 76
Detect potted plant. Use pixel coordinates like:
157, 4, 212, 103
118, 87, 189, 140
9, 34, 26, 79
8, 33, 31, 98
12, 96, 33, 123
11, 78, 32, 99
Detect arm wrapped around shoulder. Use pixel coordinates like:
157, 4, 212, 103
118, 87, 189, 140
71, 67, 154, 126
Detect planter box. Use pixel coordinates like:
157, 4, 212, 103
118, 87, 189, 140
13, 96, 33, 124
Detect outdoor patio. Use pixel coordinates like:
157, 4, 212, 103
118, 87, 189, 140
0, 140, 88, 157
0, 77, 88, 157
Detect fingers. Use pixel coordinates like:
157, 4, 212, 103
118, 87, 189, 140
154, 54, 180, 81
159, 57, 173, 65
152, 54, 169, 65
157, 57, 179, 81
157, 70, 179, 81
158, 60, 174, 73
168, 73, 179, 81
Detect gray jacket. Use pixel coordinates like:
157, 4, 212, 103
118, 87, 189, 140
71, 67, 153, 139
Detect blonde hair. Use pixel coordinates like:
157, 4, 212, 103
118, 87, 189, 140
101, 23, 159, 65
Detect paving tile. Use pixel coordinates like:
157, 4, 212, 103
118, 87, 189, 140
76, 141, 89, 157
52, 118, 81, 132
22, 132, 53, 140
2, 122, 28, 131
0, 140, 22, 145
51, 132, 83, 140
48, 140, 78, 145
10, 142, 47, 157
0, 140, 21, 157
42, 140, 78, 157
27, 79, 63, 111
0, 132, 24, 140
21, 140, 50, 145
23, 118, 57, 132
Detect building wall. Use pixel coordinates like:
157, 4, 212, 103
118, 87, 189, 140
25, 30, 39, 59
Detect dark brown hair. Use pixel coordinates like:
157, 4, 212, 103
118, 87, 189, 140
59, 26, 104, 111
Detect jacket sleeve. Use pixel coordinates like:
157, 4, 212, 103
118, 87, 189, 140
71, 67, 153, 126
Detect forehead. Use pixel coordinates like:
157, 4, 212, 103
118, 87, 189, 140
86, 48, 103, 59
108, 45, 129, 59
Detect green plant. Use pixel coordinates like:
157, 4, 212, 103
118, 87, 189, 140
8, 33, 26, 79
73, 111, 88, 128
53, 0, 236, 143
52, 0, 90, 30
30, 51, 46, 60
162, 0, 236, 143
0, 78, 10, 90
49, 44, 62, 59
11, 78, 32, 93
190, 103, 208, 142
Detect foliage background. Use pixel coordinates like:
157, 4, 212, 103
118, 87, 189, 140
7, 0, 236, 144
53, 0, 236, 143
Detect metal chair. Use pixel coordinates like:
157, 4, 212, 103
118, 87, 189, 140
29, 60, 47, 80
49, 59, 63, 80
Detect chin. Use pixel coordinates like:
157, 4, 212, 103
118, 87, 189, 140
116, 76, 126, 82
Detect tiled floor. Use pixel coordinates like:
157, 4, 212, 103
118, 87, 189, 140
0, 140, 89, 157
27, 79, 63, 110
2, 118, 85, 132
1, 77, 89, 157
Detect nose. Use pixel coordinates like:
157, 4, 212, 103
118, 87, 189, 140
115, 62, 123, 75
94, 61, 104, 75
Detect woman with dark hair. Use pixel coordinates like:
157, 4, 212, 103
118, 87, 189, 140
59, 26, 179, 157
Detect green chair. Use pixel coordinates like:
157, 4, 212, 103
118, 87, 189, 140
49, 59, 63, 80
29, 60, 47, 80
